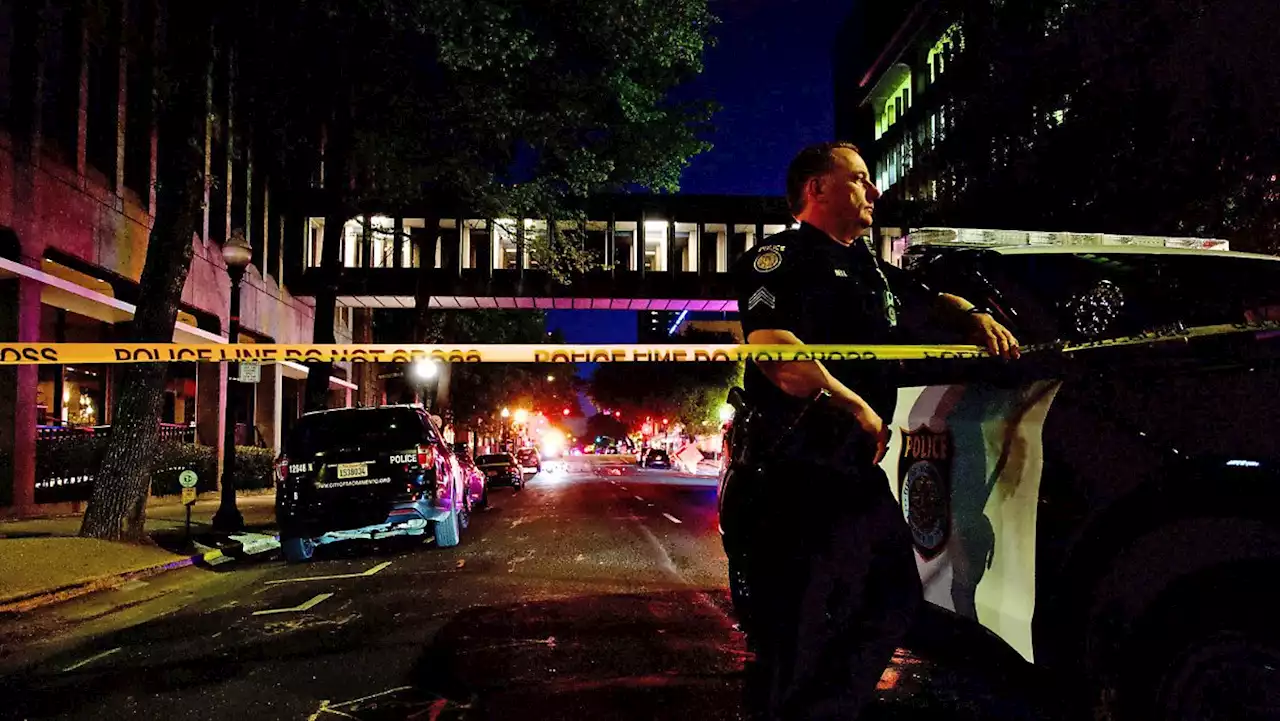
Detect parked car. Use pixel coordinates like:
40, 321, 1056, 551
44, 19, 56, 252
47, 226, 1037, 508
721, 233, 1280, 721
516, 447, 542, 474
450, 443, 489, 510
642, 448, 671, 469
274, 405, 484, 563
475, 452, 523, 490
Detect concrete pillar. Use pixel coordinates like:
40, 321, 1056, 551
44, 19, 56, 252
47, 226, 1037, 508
254, 362, 281, 455
0, 277, 41, 509
196, 361, 228, 487
667, 219, 677, 274
696, 221, 707, 276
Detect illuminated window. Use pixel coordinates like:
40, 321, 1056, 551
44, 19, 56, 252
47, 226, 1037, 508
927, 24, 964, 85
874, 72, 913, 141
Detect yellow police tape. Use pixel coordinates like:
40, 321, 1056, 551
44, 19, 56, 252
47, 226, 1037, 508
0, 320, 1276, 365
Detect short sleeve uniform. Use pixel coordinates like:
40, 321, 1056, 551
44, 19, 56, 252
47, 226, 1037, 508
733, 222, 934, 420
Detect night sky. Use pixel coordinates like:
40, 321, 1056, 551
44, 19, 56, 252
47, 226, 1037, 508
547, 0, 852, 349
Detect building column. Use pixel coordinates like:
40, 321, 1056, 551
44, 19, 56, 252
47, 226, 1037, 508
667, 219, 677, 274
393, 216, 405, 269
482, 219, 494, 279
606, 218, 616, 275
254, 362, 281, 455
196, 361, 228, 488
637, 211, 647, 277
0, 277, 41, 509
695, 221, 706, 276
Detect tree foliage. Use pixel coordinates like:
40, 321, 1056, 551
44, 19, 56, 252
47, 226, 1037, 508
80, 0, 714, 539
244, 0, 716, 403
891, 0, 1280, 254
586, 330, 741, 434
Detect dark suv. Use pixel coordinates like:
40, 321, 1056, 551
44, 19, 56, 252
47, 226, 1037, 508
721, 239, 1280, 721
275, 405, 483, 562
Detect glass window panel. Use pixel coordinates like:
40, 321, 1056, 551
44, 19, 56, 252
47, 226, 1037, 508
493, 219, 519, 270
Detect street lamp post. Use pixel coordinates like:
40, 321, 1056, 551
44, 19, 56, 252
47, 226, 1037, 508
212, 229, 252, 532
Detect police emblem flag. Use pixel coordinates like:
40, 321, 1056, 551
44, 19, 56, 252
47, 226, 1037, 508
897, 427, 952, 560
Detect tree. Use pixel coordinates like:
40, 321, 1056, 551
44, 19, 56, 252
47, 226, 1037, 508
585, 413, 631, 445
278, 0, 717, 371
586, 330, 742, 434
895, 0, 1280, 253
79, 0, 716, 539
80, 4, 220, 540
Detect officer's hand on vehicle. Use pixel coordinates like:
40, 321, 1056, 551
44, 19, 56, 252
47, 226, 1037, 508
855, 407, 890, 464
970, 313, 1021, 359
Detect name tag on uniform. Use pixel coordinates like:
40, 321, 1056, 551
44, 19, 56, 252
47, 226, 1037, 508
834, 269, 848, 277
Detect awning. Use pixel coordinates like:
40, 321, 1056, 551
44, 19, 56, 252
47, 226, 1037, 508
0, 256, 355, 390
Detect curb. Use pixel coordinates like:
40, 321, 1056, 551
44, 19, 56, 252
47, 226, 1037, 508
0, 538, 264, 617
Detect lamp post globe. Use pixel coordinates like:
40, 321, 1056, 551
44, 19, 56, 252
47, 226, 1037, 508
212, 229, 252, 532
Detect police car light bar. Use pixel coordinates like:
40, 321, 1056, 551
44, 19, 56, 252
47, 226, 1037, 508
904, 227, 1230, 251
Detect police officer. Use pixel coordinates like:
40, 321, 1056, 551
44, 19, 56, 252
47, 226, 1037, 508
724, 141, 1020, 720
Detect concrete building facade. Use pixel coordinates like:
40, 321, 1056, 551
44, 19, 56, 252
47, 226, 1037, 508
0, 1, 355, 516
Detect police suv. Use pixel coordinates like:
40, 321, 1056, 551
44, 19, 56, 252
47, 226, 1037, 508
275, 404, 485, 562
726, 228, 1280, 721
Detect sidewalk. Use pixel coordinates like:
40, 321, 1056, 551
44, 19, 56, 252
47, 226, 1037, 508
0, 492, 278, 613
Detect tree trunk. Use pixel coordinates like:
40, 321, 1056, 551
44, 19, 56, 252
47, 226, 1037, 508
412, 215, 441, 343
80, 7, 214, 541
303, 114, 351, 412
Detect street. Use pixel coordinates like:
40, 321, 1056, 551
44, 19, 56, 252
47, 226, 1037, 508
0, 458, 1050, 721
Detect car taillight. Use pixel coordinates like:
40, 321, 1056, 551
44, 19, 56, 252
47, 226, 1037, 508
417, 444, 436, 468
276, 456, 289, 482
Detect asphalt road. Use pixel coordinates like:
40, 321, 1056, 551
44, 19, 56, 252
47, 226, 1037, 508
0, 458, 1056, 721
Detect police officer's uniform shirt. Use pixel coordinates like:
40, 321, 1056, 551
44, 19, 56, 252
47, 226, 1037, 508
734, 222, 935, 420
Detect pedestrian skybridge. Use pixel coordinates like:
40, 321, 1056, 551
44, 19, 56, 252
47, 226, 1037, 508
287, 195, 794, 310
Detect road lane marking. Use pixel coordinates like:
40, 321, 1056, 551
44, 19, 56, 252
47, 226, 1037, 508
264, 561, 392, 585
62, 647, 120, 672
662, 513, 683, 524
252, 593, 334, 616
634, 495, 644, 501
329, 685, 414, 710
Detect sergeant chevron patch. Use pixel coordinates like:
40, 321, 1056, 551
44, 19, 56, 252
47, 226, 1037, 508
748, 287, 776, 310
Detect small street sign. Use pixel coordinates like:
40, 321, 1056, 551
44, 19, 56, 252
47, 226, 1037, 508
237, 361, 262, 384
178, 470, 199, 488
181, 486, 197, 505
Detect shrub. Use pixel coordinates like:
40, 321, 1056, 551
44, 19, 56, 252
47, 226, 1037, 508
232, 446, 277, 491
36, 433, 108, 486
150, 442, 217, 496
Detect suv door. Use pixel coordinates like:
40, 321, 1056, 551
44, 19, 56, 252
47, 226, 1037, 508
882, 252, 1072, 663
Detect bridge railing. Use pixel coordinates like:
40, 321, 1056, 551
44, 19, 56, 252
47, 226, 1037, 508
303, 216, 793, 276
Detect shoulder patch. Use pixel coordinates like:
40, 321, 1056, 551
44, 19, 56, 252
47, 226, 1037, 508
753, 248, 783, 273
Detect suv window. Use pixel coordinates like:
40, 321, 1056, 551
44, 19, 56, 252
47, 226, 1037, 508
989, 253, 1280, 343
910, 250, 1280, 345
286, 408, 433, 457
